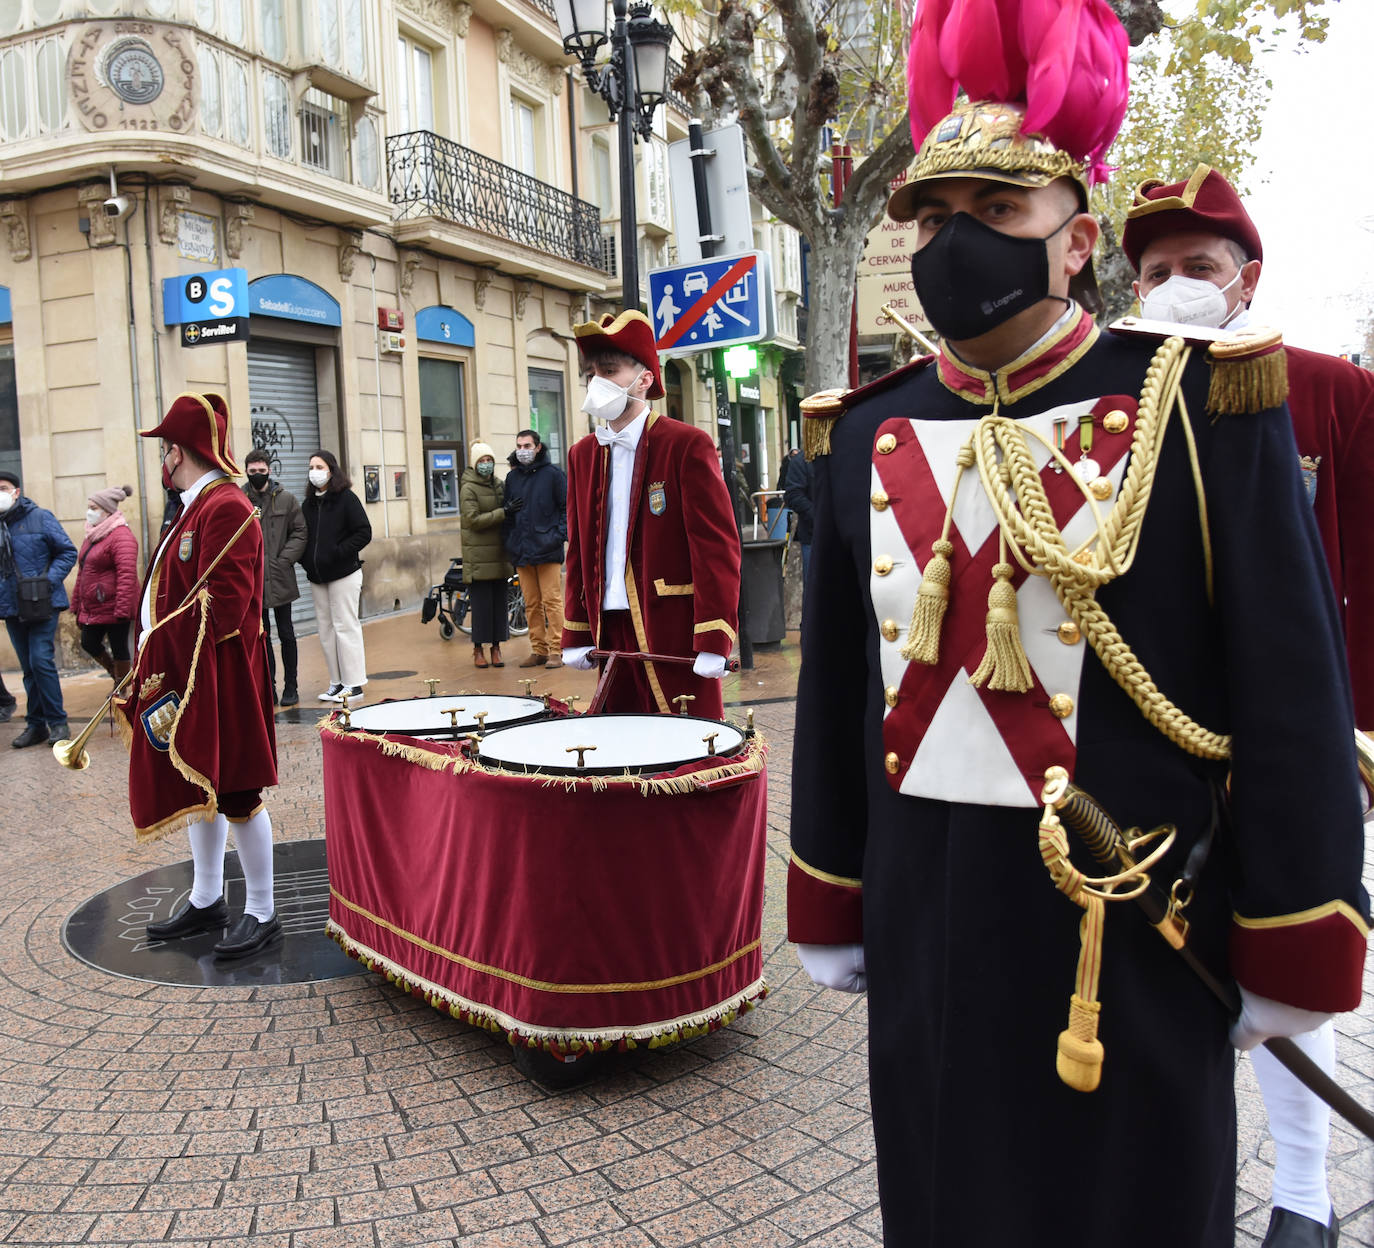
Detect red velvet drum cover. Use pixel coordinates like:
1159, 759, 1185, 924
320, 718, 769, 1052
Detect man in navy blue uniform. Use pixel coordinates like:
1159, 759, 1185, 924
787, 10, 1369, 1246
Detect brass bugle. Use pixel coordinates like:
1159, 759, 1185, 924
52, 669, 137, 770
51, 505, 262, 772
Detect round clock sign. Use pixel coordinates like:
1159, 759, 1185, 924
67, 23, 196, 133
105, 38, 165, 106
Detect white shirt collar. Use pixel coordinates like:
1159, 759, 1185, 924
180, 468, 225, 510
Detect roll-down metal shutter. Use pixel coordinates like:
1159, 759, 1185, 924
247, 339, 323, 634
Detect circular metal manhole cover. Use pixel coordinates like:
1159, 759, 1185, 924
62, 840, 363, 988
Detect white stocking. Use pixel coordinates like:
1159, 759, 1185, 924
187, 815, 228, 908
231, 809, 276, 922
1251, 1020, 1335, 1225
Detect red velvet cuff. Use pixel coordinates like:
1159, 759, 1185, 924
786, 857, 863, 945
1229, 908, 1369, 1013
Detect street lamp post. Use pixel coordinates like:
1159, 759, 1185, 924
553, 0, 673, 311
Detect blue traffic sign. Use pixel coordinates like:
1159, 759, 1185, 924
648, 251, 774, 356
161, 266, 250, 347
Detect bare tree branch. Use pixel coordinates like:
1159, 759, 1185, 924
842, 106, 913, 217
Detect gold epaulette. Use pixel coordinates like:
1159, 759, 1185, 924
800, 388, 850, 460
1205, 328, 1287, 416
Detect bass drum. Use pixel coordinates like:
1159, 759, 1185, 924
477, 713, 747, 777
345, 695, 547, 740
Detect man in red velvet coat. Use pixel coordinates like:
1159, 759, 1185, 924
116, 393, 281, 960
562, 311, 741, 719
1123, 166, 1374, 1248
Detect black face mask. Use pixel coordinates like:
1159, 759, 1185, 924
911, 211, 1075, 342
247, 472, 270, 489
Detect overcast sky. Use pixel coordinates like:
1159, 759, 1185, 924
1244, 0, 1374, 354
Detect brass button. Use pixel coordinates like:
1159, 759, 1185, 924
1048, 693, 1075, 719
884, 686, 899, 708
876, 432, 898, 455
884, 751, 900, 774
1089, 477, 1113, 501
873, 555, 894, 576
880, 619, 900, 642
1103, 409, 1129, 434
871, 490, 890, 511
1056, 621, 1081, 646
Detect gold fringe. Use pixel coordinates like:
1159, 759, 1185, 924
134, 800, 218, 845
1057, 992, 1104, 1093
320, 715, 768, 797
900, 539, 954, 664
968, 562, 1033, 693
327, 920, 769, 1054
803, 415, 837, 461
1206, 341, 1288, 416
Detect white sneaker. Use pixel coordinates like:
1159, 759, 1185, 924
319, 683, 344, 702
342, 686, 365, 703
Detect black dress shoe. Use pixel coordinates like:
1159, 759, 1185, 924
0, 702, 15, 724
11, 723, 49, 748
213, 913, 282, 959
146, 897, 229, 940
279, 685, 299, 707
1262, 1207, 1339, 1248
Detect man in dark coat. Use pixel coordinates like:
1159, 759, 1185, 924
1122, 164, 1374, 1248
788, 52, 1368, 1248
503, 430, 567, 669
0, 469, 77, 747
120, 393, 281, 961
782, 450, 814, 585
243, 448, 307, 706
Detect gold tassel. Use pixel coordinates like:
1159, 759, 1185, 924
1057, 992, 1104, 1093
802, 414, 837, 461
900, 539, 954, 664
968, 560, 1033, 692
1205, 333, 1288, 416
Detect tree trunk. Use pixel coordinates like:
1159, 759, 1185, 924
802, 226, 871, 396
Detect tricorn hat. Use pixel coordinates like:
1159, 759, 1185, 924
1120, 164, 1264, 272
888, 0, 1129, 222
139, 393, 241, 477
573, 310, 665, 400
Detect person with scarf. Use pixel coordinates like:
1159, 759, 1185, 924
71, 483, 138, 693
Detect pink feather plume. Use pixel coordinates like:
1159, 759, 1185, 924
907, 0, 1129, 179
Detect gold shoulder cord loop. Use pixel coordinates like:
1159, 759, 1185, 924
970, 337, 1232, 762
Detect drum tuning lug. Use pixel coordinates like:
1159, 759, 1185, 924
702, 732, 719, 756
444, 706, 465, 729
673, 694, 696, 716
565, 744, 598, 769
747, 708, 755, 733
473, 711, 489, 734
424, 678, 440, 697
543, 692, 552, 710
340, 705, 352, 729
465, 733, 481, 756
519, 679, 537, 697
567, 694, 580, 713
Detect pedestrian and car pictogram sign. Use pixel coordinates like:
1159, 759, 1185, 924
647, 251, 775, 356
161, 266, 250, 348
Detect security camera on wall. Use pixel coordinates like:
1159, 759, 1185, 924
103, 194, 134, 220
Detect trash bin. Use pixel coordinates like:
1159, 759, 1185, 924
741, 538, 786, 644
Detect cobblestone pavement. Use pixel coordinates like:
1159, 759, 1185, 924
0, 614, 1369, 1246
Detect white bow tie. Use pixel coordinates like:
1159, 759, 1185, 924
595, 426, 636, 449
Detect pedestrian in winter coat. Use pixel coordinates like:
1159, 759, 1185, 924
460, 441, 520, 669
301, 450, 371, 704
243, 449, 307, 706
0, 470, 77, 747
502, 431, 567, 669
71, 483, 139, 689
783, 451, 814, 586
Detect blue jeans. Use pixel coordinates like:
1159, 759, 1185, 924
5, 614, 65, 726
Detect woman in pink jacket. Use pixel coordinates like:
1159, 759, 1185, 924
71, 484, 139, 686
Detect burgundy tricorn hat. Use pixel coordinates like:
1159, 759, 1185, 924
1121, 164, 1264, 272
139, 392, 241, 477
573, 310, 665, 400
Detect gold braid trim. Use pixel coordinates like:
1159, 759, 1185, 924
973, 338, 1231, 761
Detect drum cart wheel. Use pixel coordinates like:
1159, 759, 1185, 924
513, 1043, 605, 1090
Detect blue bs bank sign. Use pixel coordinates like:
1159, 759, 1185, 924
161, 267, 250, 348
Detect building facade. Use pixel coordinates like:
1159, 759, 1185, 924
0, 0, 805, 666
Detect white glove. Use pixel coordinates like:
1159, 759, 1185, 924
692, 651, 727, 680
1229, 986, 1332, 1052
563, 646, 595, 671
796, 943, 867, 993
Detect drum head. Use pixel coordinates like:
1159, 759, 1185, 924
345, 695, 547, 739
477, 713, 748, 777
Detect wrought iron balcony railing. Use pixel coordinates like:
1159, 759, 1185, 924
665, 57, 691, 115
523, 0, 555, 15
387, 130, 609, 272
